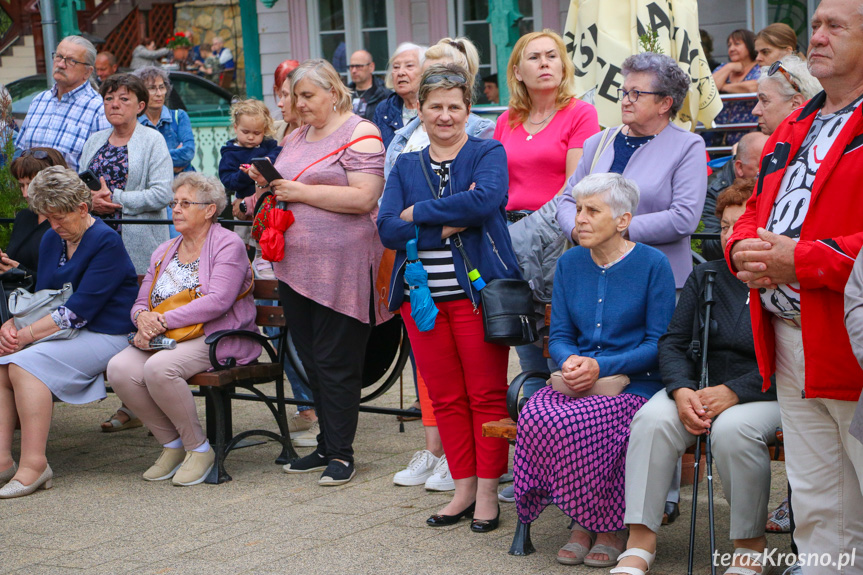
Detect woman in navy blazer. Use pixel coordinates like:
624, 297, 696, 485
0, 166, 138, 498
378, 63, 520, 533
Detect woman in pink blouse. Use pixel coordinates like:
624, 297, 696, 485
493, 30, 599, 215
247, 59, 387, 487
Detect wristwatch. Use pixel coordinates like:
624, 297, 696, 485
238, 201, 247, 213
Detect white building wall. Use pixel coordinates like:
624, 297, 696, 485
699, 0, 749, 65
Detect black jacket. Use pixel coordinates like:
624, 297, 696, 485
350, 77, 391, 122
700, 160, 735, 261
659, 259, 776, 403
5, 209, 49, 284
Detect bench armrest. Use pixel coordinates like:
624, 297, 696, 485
506, 370, 551, 422
204, 329, 278, 370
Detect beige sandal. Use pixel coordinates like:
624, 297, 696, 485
100, 407, 142, 433
583, 528, 628, 567
556, 523, 596, 565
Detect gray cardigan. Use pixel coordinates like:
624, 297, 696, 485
556, 122, 707, 288
80, 122, 174, 272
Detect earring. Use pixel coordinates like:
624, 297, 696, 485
333, 102, 337, 112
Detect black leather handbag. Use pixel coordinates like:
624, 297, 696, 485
419, 157, 537, 347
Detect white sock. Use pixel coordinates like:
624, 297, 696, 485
192, 440, 211, 453
163, 438, 183, 449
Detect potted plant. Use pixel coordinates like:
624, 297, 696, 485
167, 33, 193, 65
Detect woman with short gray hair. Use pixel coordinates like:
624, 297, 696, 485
557, 52, 708, 290
514, 171, 676, 565
107, 173, 259, 487
0, 166, 139, 498
752, 55, 822, 136
374, 42, 428, 148
135, 66, 196, 174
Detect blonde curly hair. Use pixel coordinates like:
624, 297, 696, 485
230, 99, 276, 138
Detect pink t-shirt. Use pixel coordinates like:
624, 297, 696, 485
493, 98, 599, 211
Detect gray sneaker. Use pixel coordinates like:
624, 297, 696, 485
498, 484, 515, 502
292, 420, 319, 448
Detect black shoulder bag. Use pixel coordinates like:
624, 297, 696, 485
419, 156, 537, 346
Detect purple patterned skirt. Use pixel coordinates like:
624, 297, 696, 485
513, 385, 647, 532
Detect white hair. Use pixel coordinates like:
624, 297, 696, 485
61, 35, 97, 66
760, 55, 822, 100
385, 42, 427, 90
570, 172, 640, 218
173, 172, 227, 222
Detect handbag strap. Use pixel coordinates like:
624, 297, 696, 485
418, 158, 477, 273
291, 135, 383, 182
589, 126, 621, 174
147, 237, 254, 313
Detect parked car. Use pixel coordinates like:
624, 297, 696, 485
7, 71, 234, 122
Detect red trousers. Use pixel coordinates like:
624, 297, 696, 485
401, 299, 509, 480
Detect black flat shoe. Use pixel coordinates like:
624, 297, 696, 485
662, 501, 680, 525
470, 504, 500, 533
426, 502, 475, 526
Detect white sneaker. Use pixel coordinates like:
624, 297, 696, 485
424, 454, 455, 491
291, 420, 319, 448
393, 450, 439, 486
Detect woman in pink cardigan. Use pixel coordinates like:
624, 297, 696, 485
107, 172, 259, 487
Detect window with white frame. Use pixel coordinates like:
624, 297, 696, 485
309, 0, 395, 80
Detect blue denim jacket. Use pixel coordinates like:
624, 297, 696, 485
383, 113, 495, 181
138, 107, 196, 173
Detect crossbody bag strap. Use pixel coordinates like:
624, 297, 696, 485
292, 134, 383, 182
418, 156, 476, 270
148, 237, 183, 312
589, 126, 621, 174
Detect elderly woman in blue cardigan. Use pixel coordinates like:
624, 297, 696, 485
513, 172, 675, 565
378, 63, 520, 533
0, 167, 138, 498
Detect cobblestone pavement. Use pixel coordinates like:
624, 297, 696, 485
0, 351, 792, 574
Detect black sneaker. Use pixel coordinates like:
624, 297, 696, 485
318, 459, 356, 486
282, 450, 327, 474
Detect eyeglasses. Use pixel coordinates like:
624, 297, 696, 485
169, 200, 213, 210
768, 61, 802, 94
348, 63, 370, 70
423, 74, 467, 85
21, 149, 49, 160
617, 88, 665, 103
146, 84, 169, 93
52, 52, 90, 68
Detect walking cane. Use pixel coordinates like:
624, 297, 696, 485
687, 269, 718, 575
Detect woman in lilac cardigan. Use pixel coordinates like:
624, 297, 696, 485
556, 53, 707, 289
107, 173, 259, 487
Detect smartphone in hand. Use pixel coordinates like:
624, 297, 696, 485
78, 169, 101, 191
251, 158, 283, 183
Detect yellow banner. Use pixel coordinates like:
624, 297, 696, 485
564, 0, 722, 130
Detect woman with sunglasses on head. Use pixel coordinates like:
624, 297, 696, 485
379, 63, 520, 532
4, 148, 68, 284
107, 173, 259, 487
753, 55, 822, 137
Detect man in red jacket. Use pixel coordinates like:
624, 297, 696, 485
726, 0, 863, 572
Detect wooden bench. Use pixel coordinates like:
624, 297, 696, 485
190, 278, 299, 484
483, 304, 785, 556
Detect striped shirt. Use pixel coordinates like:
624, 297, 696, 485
15, 82, 111, 171
404, 159, 465, 302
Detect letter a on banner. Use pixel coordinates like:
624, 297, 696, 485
563, 0, 723, 130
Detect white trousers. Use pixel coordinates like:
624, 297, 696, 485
773, 319, 863, 575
